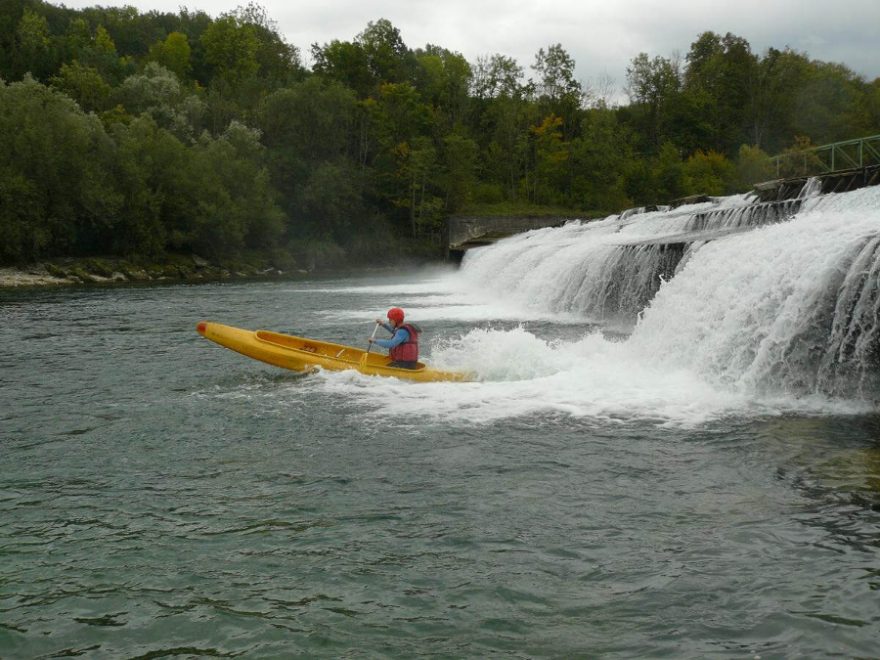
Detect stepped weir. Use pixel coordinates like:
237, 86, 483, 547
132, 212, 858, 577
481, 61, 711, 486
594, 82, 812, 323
454, 165, 880, 398
447, 164, 880, 260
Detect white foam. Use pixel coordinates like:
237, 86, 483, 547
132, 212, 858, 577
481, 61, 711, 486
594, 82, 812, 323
630, 193, 880, 392
305, 326, 869, 428
295, 186, 880, 427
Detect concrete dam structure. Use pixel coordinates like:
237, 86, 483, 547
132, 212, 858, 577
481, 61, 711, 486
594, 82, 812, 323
447, 215, 576, 261
448, 165, 880, 259
452, 165, 880, 399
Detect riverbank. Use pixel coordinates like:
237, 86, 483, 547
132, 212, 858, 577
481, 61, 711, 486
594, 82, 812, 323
0, 250, 449, 290
0, 255, 303, 290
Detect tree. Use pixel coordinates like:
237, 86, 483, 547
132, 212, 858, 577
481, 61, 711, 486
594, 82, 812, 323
734, 144, 774, 190
231, 2, 301, 88
570, 109, 633, 211
682, 149, 735, 195
297, 161, 366, 244
413, 45, 471, 128
528, 114, 568, 204
367, 82, 435, 228
532, 43, 581, 102
394, 136, 442, 236
626, 52, 681, 150
862, 77, 880, 135
201, 14, 259, 85
471, 53, 524, 100
108, 115, 182, 256
257, 77, 359, 228
682, 32, 758, 155
77, 24, 130, 84
650, 141, 686, 202
749, 47, 813, 153
114, 62, 206, 140
469, 54, 533, 202
147, 31, 192, 80
50, 61, 112, 112
793, 61, 865, 144
357, 18, 412, 86
15, 9, 52, 79
311, 39, 373, 98
178, 122, 283, 256
439, 131, 478, 211
0, 76, 119, 261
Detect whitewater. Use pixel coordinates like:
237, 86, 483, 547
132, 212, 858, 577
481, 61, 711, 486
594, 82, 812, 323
314, 183, 880, 427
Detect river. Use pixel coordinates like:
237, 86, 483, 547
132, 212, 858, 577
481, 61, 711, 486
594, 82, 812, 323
2, 262, 879, 657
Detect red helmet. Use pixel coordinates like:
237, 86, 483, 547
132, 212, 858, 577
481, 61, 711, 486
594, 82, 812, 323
387, 307, 405, 324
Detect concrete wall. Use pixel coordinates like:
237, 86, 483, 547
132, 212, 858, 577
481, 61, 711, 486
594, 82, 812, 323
447, 216, 575, 254
446, 165, 880, 260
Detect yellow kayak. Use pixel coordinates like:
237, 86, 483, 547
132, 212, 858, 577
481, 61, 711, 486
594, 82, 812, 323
196, 321, 473, 382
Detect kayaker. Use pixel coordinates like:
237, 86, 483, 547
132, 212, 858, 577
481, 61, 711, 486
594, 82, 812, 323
369, 307, 421, 369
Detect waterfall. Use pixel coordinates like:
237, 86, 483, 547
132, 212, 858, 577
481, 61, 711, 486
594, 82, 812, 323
457, 183, 880, 398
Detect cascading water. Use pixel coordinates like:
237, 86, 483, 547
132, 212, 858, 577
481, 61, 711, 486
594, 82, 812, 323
456, 182, 880, 399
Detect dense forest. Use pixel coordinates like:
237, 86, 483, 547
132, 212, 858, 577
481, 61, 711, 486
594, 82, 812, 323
1, 0, 879, 267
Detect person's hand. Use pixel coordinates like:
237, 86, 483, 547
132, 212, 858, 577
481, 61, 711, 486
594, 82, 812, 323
375, 318, 384, 324
367, 337, 374, 343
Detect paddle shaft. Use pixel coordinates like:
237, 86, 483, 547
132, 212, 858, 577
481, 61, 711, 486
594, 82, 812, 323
365, 320, 382, 355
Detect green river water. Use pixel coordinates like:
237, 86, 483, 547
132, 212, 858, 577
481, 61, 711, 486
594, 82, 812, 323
2, 272, 879, 658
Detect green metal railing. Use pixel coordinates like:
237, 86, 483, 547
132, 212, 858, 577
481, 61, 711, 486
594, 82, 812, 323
773, 134, 880, 177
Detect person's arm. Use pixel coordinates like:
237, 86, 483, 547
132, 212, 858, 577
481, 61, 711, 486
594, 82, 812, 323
373, 327, 409, 349
375, 319, 394, 334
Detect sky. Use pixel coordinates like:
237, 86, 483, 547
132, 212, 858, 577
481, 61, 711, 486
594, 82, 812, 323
55, 0, 880, 103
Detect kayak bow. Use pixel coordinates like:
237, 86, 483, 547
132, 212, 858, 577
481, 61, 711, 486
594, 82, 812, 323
196, 321, 472, 383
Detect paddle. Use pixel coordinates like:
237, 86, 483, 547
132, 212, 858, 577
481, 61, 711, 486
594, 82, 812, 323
361, 320, 382, 367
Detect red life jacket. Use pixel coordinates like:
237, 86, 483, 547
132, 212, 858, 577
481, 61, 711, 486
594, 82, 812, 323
389, 323, 420, 362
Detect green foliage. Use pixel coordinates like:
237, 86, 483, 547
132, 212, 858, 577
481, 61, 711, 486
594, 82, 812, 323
439, 132, 479, 211
50, 61, 112, 112
0, 4, 877, 268
147, 31, 192, 80
15, 9, 52, 78
183, 121, 284, 257
528, 114, 569, 205
231, 2, 301, 88
201, 15, 259, 85
531, 44, 582, 141
114, 61, 205, 139
734, 144, 775, 190
394, 136, 443, 237
625, 52, 681, 150
570, 109, 632, 212
0, 76, 119, 260
296, 160, 366, 243
357, 18, 413, 86
413, 45, 471, 128
683, 32, 757, 154
652, 142, 687, 202
682, 150, 735, 195
311, 39, 373, 98
775, 136, 827, 178
472, 54, 525, 100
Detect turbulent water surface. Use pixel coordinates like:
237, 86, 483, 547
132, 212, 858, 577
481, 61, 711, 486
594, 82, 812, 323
4, 188, 880, 657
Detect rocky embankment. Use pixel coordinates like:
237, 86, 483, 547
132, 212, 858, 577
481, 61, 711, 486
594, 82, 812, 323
0, 255, 298, 289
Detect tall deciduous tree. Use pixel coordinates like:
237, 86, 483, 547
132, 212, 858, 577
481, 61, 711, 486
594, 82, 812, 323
147, 31, 192, 80
357, 18, 412, 86
626, 52, 681, 151
0, 76, 119, 260
49, 60, 112, 112
682, 31, 758, 155
201, 14, 258, 85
